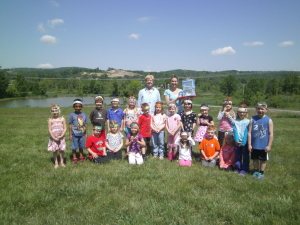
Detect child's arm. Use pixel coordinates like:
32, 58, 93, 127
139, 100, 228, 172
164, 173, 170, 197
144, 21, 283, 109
166, 119, 172, 134
150, 117, 156, 133
86, 148, 98, 158
248, 119, 253, 152
103, 147, 107, 156
105, 139, 113, 152
115, 138, 124, 152
125, 137, 132, 147
266, 119, 274, 152
120, 119, 124, 132
48, 119, 58, 141
208, 150, 219, 161
217, 110, 224, 121
188, 136, 195, 146
85, 124, 88, 139
196, 114, 201, 126
176, 120, 182, 135
219, 149, 225, 168
69, 123, 72, 141
137, 138, 146, 147
201, 149, 208, 160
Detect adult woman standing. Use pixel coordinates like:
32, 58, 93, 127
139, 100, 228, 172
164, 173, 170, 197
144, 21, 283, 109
137, 75, 161, 115
164, 75, 183, 113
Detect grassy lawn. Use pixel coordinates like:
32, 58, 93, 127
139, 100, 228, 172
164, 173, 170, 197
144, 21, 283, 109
0, 106, 299, 224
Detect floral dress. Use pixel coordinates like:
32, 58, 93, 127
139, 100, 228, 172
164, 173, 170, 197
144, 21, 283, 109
194, 115, 213, 142
180, 111, 197, 136
47, 117, 66, 151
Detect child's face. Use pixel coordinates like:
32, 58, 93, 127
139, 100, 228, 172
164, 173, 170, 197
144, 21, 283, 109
181, 135, 188, 142
111, 101, 119, 108
168, 107, 176, 115
130, 126, 138, 134
256, 107, 268, 117
238, 111, 246, 119
128, 101, 136, 108
142, 108, 149, 115
93, 129, 102, 137
225, 136, 233, 145
73, 104, 83, 113
51, 109, 59, 117
224, 103, 232, 111
110, 125, 118, 133
200, 109, 208, 116
95, 100, 103, 109
207, 131, 215, 139
184, 103, 192, 110
155, 106, 162, 113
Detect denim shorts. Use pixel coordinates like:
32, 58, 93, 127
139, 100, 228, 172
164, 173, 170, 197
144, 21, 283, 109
71, 135, 85, 150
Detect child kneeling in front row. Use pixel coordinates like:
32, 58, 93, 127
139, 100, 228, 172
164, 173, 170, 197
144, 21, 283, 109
175, 132, 195, 167
86, 126, 108, 164
126, 122, 146, 165
248, 101, 274, 180
199, 126, 220, 167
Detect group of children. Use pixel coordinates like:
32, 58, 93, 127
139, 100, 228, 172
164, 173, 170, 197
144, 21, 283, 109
47, 95, 273, 179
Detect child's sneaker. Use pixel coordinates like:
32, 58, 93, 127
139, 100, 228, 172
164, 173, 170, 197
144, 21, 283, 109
252, 171, 260, 178
79, 157, 85, 162
159, 156, 164, 160
256, 173, 265, 180
72, 158, 78, 164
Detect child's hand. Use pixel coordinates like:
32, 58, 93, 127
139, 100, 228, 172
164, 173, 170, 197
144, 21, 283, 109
248, 145, 253, 152
69, 135, 72, 141
92, 152, 98, 158
198, 113, 202, 117
103, 152, 107, 156
224, 112, 229, 117
236, 142, 241, 147
265, 146, 271, 152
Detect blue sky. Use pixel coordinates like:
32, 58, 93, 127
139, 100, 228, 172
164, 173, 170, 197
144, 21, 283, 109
0, 0, 299, 71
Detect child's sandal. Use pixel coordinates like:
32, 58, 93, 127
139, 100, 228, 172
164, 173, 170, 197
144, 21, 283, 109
60, 163, 66, 167
54, 164, 59, 169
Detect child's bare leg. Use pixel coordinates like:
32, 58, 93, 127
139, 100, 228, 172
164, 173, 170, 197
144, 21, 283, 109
60, 150, 65, 166
253, 159, 259, 170
72, 150, 77, 159
260, 160, 266, 172
53, 151, 59, 168
79, 149, 84, 158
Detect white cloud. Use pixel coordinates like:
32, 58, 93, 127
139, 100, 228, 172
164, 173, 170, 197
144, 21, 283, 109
211, 46, 236, 55
278, 41, 294, 47
138, 17, 151, 22
49, 1, 59, 7
48, 19, 64, 28
37, 63, 54, 68
40, 35, 58, 45
128, 34, 140, 40
37, 23, 46, 33
243, 41, 264, 46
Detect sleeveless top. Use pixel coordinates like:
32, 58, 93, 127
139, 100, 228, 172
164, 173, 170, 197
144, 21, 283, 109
251, 115, 270, 150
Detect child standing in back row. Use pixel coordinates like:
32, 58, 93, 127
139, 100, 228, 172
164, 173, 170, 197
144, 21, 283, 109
228, 104, 250, 175
138, 103, 152, 160
150, 101, 166, 159
194, 103, 214, 143
48, 104, 67, 168
90, 95, 107, 134
68, 99, 88, 164
248, 102, 274, 180
166, 104, 182, 161
180, 99, 197, 137
217, 97, 235, 146
123, 95, 140, 136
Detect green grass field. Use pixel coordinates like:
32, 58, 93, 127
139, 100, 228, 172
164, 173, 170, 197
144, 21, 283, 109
0, 106, 299, 224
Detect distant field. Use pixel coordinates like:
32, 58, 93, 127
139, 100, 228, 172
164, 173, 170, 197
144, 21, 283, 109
0, 107, 299, 224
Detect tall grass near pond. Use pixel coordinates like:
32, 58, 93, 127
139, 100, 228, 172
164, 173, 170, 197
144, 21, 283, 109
0, 107, 299, 224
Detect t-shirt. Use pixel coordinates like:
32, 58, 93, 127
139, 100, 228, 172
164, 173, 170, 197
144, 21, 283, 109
219, 144, 235, 168
138, 114, 152, 137
199, 138, 220, 159
164, 89, 183, 113
89, 108, 107, 127
106, 133, 124, 152
127, 134, 143, 153
68, 112, 89, 136
86, 135, 106, 156
166, 114, 181, 134
180, 111, 197, 132
199, 115, 213, 126
124, 109, 140, 128
151, 113, 166, 132
107, 107, 124, 126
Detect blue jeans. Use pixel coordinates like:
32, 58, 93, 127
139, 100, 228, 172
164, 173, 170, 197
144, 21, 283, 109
151, 131, 164, 156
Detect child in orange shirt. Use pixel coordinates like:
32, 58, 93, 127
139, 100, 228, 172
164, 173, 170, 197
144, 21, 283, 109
198, 126, 220, 167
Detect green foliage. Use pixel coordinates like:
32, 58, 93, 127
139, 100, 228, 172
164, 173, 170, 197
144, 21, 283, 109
0, 70, 9, 98
220, 75, 238, 96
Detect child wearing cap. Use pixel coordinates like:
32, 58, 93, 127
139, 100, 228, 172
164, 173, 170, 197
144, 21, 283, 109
68, 99, 88, 164
199, 126, 221, 167
107, 97, 124, 131
86, 126, 108, 164
248, 102, 274, 179
90, 95, 107, 133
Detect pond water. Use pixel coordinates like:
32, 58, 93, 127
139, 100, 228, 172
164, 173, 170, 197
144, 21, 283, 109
0, 97, 124, 108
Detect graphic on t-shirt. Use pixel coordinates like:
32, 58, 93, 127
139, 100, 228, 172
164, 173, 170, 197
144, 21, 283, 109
97, 112, 103, 119
253, 121, 266, 139
77, 116, 86, 133
126, 111, 135, 121
96, 140, 103, 151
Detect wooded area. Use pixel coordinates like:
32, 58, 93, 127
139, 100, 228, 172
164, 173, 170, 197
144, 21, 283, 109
1, 67, 300, 108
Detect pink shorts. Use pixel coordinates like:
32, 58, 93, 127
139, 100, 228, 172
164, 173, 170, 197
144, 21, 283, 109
179, 159, 192, 167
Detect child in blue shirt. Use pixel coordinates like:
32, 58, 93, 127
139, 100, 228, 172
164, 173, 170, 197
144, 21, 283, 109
68, 99, 88, 164
107, 97, 124, 131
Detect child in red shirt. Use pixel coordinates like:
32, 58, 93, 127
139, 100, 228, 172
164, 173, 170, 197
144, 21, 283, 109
86, 126, 108, 164
199, 126, 220, 167
138, 103, 152, 159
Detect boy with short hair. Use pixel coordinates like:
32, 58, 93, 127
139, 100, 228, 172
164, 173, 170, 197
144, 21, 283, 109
86, 126, 108, 164
248, 102, 274, 179
138, 103, 152, 160
68, 99, 88, 164
90, 95, 107, 135
198, 126, 220, 167
106, 97, 124, 131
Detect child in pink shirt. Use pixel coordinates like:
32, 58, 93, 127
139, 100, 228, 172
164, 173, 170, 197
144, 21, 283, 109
219, 132, 235, 171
